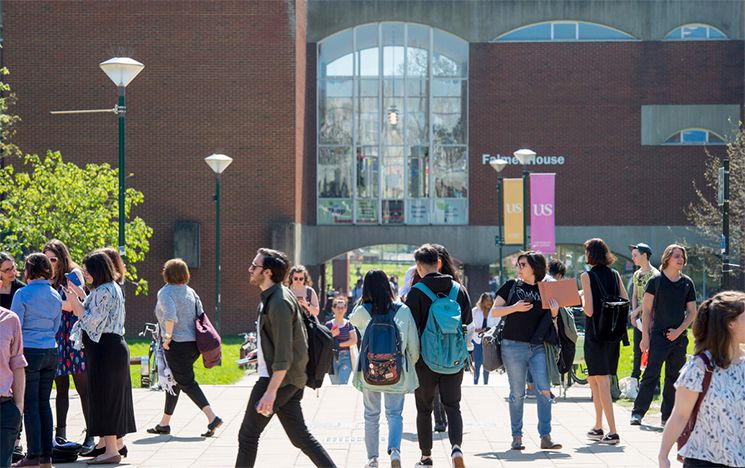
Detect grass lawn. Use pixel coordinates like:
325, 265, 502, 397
128, 336, 246, 388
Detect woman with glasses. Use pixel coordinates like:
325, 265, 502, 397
0, 252, 24, 310
42, 239, 95, 450
325, 295, 357, 385
490, 251, 562, 451
287, 265, 320, 317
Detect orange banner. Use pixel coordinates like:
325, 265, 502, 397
503, 178, 524, 245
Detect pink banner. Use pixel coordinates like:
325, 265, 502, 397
530, 173, 556, 255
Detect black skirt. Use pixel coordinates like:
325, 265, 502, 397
584, 336, 620, 376
83, 332, 137, 437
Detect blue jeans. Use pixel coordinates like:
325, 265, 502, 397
1, 400, 22, 468
362, 390, 405, 459
501, 339, 552, 437
23, 348, 58, 458
329, 351, 352, 385
471, 341, 489, 385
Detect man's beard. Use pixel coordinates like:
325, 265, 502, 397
249, 275, 261, 286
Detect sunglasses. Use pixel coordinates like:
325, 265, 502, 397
292, 276, 305, 281
48, 257, 59, 263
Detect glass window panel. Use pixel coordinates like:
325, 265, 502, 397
407, 24, 429, 77
433, 146, 467, 198
433, 96, 465, 144
664, 28, 683, 40
682, 130, 707, 143
318, 199, 353, 224
319, 29, 354, 77
406, 98, 428, 146
382, 200, 405, 224
708, 133, 724, 143
382, 146, 405, 199
359, 79, 379, 97
406, 79, 428, 97
432, 79, 464, 97
665, 132, 681, 144
355, 199, 378, 224
382, 98, 404, 145
432, 199, 467, 224
383, 79, 405, 97
406, 199, 429, 224
356, 146, 379, 198
408, 146, 429, 198
709, 28, 726, 39
319, 102, 353, 144
357, 79, 379, 145
682, 25, 707, 39
356, 24, 379, 77
382, 24, 405, 77
318, 147, 353, 198
553, 23, 577, 40
433, 29, 468, 77
578, 23, 634, 40
498, 24, 551, 42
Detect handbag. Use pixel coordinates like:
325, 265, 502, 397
194, 293, 222, 368
481, 281, 517, 372
676, 353, 715, 461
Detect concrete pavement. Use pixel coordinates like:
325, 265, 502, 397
50, 372, 675, 467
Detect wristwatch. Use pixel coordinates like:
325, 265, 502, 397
163, 333, 172, 340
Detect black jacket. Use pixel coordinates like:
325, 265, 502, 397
405, 272, 472, 336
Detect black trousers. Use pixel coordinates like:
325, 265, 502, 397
433, 385, 447, 427
164, 341, 210, 415
631, 326, 643, 379
414, 360, 463, 456
235, 377, 335, 468
683, 458, 731, 467
632, 332, 687, 420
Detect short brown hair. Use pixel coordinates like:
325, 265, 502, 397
660, 244, 687, 270
517, 251, 547, 282
163, 258, 190, 284
584, 238, 616, 266
24, 253, 53, 281
82, 251, 116, 288
414, 244, 439, 266
694, 290, 745, 368
257, 248, 290, 283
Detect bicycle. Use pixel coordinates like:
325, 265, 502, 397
138, 322, 160, 390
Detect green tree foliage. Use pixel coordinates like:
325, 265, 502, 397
0, 151, 153, 294
686, 126, 745, 288
0, 66, 22, 161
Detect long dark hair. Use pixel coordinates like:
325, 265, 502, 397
82, 251, 115, 289
432, 244, 461, 284
361, 269, 394, 315
694, 290, 745, 368
44, 239, 76, 290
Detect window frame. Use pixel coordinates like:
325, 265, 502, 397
494, 20, 637, 42
664, 24, 728, 41
663, 128, 727, 145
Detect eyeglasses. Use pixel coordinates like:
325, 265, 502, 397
0, 265, 16, 274
517, 262, 528, 269
249, 262, 264, 271
48, 257, 59, 263
333, 303, 346, 309
292, 276, 304, 281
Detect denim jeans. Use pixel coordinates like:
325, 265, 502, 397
23, 347, 58, 458
471, 341, 489, 385
362, 390, 405, 459
501, 339, 552, 437
329, 351, 352, 385
1, 400, 22, 468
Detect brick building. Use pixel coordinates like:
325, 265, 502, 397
2, 0, 743, 333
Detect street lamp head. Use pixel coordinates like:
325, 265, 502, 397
100, 57, 145, 88
513, 148, 536, 165
489, 157, 509, 173
205, 153, 233, 174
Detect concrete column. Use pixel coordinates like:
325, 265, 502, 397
463, 264, 490, 299
332, 253, 350, 296
305, 264, 323, 293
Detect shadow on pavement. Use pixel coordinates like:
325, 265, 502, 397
575, 444, 626, 454
475, 450, 571, 460
132, 435, 205, 445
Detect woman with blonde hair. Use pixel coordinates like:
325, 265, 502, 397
287, 265, 320, 317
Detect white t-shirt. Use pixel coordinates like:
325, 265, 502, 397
256, 314, 269, 378
467, 306, 501, 345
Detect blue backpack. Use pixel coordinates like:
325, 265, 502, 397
413, 281, 468, 374
359, 303, 404, 385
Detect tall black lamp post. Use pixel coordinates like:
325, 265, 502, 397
513, 148, 536, 251
205, 153, 233, 333
489, 156, 508, 285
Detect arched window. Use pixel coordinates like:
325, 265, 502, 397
495, 21, 636, 42
317, 23, 469, 225
664, 24, 727, 41
664, 129, 726, 145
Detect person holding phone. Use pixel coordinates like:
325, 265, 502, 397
324, 296, 357, 385
42, 239, 94, 450
287, 265, 320, 318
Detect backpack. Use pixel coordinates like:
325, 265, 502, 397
588, 269, 630, 343
413, 281, 469, 375
359, 303, 404, 385
301, 310, 335, 389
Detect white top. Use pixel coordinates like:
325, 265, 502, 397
256, 313, 269, 378
675, 352, 745, 467
71, 282, 126, 350
467, 306, 501, 345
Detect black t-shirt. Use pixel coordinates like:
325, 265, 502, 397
0, 279, 25, 310
645, 272, 696, 332
496, 279, 547, 343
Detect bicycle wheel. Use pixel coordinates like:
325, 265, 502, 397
571, 361, 589, 385
149, 347, 159, 390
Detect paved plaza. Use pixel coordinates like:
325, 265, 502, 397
54, 372, 676, 467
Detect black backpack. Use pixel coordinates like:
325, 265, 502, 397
588, 269, 630, 343
301, 311, 335, 389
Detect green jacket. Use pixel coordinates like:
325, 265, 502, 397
349, 302, 420, 394
258, 283, 308, 389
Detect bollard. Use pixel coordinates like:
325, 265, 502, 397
140, 356, 150, 388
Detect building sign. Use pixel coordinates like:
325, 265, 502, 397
503, 178, 524, 245
530, 173, 556, 255
481, 154, 566, 165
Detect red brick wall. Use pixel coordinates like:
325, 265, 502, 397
4, 0, 307, 334
469, 41, 743, 226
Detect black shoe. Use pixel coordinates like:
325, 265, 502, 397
202, 416, 223, 437
630, 414, 642, 426
599, 433, 620, 445
81, 445, 127, 458
587, 428, 604, 440
433, 423, 447, 433
82, 432, 96, 452
55, 426, 67, 441
146, 424, 171, 435
11, 446, 23, 463
414, 457, 433, 466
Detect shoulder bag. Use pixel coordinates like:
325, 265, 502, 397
677, 353, 715, 462
482, 280, 517, 372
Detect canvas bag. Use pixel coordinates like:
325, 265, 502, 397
195, 310, 222, 368
588, 269, 630, 342
482, 281, 517, 372
359, 303, 404, 385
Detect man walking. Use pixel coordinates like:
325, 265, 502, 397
1, 306, 26, 468
628, 243, 659, 385
236, 248, 335, 468
405, 244, 472, 468
631, 244, 696, 426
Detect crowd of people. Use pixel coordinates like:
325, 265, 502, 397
1, 239, 744, 468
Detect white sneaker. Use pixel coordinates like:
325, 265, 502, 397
390, 449, 401, 468
365, 457, 379, 468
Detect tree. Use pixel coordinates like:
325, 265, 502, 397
0, 151, 153, 294
0, 64, 22, 161
686, 126, 745, 290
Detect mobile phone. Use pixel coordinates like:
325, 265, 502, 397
65, 272, 82, 287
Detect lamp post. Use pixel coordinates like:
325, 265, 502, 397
514, 149, 536, 251
205, 153, 233, 333
99, 57, 145, 262
489, 156, 509, 285
721, 157, 730, 289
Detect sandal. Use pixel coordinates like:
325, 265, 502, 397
146, 424, 171, 435
202, 416, 223, 437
